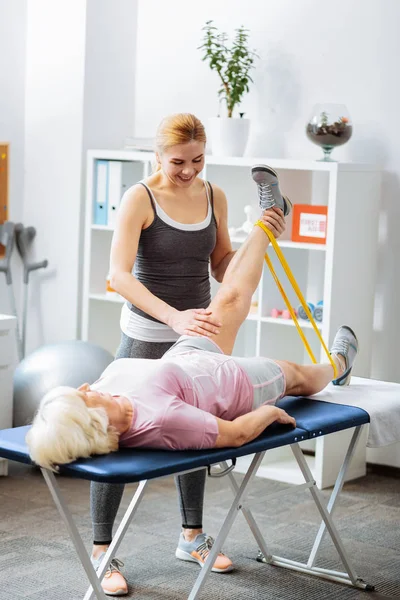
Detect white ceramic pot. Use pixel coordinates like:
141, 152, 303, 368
208, 117, 250, 157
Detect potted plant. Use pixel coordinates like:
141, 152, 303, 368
199, 20, 258, 156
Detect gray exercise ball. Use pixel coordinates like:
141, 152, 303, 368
13, 340, 114, 427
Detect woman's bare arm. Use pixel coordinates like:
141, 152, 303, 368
109, 184, 178, 325
214, 405, 296, 448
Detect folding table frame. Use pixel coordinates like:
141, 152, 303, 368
0, 398, 374, 599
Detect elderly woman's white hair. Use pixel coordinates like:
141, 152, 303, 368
25, 386, 119, 471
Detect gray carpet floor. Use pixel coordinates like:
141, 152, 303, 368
0, 462, 399, 600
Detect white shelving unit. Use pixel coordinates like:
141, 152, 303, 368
83, 150, 381, 488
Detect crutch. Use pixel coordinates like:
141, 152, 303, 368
14, 224, 48, 359
0, 221, 23, 359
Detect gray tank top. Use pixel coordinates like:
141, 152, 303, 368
129, 181, 217, 322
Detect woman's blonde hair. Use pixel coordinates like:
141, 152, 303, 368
154, 113, 206, 171
25, 386, 119, 472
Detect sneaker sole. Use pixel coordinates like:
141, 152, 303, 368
175, 548, 234, 573
251, 164, 279, 179
102, 589, 128, 597
282, 195, 292, 217
332, 368, 352, 386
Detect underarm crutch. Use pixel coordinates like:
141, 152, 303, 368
15, 224, 48, 359
0, 221, 23, 358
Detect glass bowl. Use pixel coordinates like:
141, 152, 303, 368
306, 103, 352, 161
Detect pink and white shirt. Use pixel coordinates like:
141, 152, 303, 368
91, 350, 254, 450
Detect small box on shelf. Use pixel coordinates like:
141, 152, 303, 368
291, 204, 328, 245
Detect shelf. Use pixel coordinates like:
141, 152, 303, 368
88, 297, 322, 330
230, 236, 326, 251
92, 227, 328, 252
246, 313, 259, 322
87, 150, 380, 173
205, 156, 380, 172
91, 228, 325, 251
88, 149, 155, 162
260, 316, 322, 330
91, 224, 114, 231
89, 293, 124, 303
278, 241, 326, 251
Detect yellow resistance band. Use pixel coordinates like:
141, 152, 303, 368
255, 220, 338, 379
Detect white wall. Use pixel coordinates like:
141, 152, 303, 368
21, 0, 138, 354
23, 0, 88, 351
78, 0, 138, 332
83, 0, 137, 150
0, 0, 27, 317
134, 0, 400, 387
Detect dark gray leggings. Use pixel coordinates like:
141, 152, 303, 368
90, 333, 206, 543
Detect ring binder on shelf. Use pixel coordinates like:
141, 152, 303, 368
93, 160, 108, 225
107, 161, 138, 228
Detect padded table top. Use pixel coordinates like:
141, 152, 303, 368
0, 398, 369, 484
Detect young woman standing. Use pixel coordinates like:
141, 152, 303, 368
90, 113, 239, 595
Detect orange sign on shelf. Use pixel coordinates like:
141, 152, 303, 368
291, 204, 328, 245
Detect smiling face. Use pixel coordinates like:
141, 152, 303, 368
156, 140, 205, 187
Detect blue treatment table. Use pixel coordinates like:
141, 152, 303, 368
0, 398, 373, 600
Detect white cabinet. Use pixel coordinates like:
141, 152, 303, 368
83, 151, 381, 487
0, 314, 17, 476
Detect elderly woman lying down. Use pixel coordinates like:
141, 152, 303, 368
27, 180, 357, 471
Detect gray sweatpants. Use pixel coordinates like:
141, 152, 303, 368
90, 333, 207, 544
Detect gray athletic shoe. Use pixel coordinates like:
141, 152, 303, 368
330, 325, 358, 386
251, 164, 292, 216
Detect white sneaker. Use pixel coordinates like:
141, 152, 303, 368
331, 325, 358, 386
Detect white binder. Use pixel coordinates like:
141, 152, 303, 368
107, 161, 138, 227
107, 161, 123, 228
93, 160, 108, 225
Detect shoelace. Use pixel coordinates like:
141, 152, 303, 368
258, 183, 275, 210
108, 558, 124, 573
196, 535, 225, 560
332, 338, 349, 360
95, 557, 124, 579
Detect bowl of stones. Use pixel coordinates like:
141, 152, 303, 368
306, 103, 353, 161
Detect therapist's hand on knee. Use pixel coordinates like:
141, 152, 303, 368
169, 308, 222, 337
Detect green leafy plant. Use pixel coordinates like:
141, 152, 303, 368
199, 20, 258, 118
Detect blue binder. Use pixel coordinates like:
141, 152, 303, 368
93, 160, 109, 225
